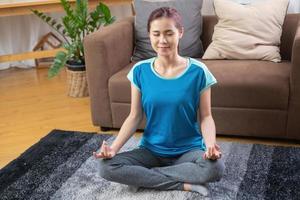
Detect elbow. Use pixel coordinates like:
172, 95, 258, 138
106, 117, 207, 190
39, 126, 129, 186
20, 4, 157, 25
200, 114, 214, 123
128, 113, 143, 123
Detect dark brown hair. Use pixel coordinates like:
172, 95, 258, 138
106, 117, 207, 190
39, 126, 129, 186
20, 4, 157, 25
147, 7, 183, 33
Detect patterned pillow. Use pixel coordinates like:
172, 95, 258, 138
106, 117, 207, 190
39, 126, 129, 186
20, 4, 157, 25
202, 0, 290, 62
132, 0, 204, 61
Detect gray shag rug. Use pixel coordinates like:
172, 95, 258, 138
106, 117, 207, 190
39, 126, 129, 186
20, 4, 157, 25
0, 129, 299, 200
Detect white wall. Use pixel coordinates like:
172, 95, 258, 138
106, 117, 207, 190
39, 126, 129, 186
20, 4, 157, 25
0, 4, 133, 70
0, 0, 299, 70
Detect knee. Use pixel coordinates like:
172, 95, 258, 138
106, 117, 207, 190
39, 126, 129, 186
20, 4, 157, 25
209, 159, 225, 182
98, 159, 120, 181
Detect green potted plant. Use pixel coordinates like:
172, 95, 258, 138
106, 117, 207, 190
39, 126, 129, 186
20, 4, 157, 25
31, 0, 115, 97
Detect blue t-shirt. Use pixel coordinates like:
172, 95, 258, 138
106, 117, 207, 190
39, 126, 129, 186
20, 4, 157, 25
127, 57, 217, 157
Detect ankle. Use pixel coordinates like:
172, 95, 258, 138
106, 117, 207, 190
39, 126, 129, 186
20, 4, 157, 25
183, 183, 191, 191
189, 183, 209, 196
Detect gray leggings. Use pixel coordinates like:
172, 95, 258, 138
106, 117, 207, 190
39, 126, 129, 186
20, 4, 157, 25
98, 147, 225, 191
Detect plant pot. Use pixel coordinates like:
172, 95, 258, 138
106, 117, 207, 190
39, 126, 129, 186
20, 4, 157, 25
65, 61, 89, 98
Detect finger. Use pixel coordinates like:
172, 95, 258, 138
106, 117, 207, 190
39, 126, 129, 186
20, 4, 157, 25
102, 146, 107, 157
206, 150, 210, 159
99, 153, 105, 158
214, 148, 221, 158
215, 143, 221, 151
213, 151, 221, 160
212, 147, 216, 157
93, 151, 103, 159
211, 148, 219, 160
206, 149, 209, 158
210, 152, 218, 160
202, 152, 207, 160
107, 147, 114, 157
211, 146, 216, 154
206, 151, 210, 159
213, 147, 219, 157
100, 141, 106, 152
93, 151, 99, 158
205, 153, 208, 160
101, 140, 106, 147
99, 149, 105, 158
218, 152, 222, 159
102, 141, 108, 156
104, 143, 111, 156
216, 148, 222, 156
104, 144, 109, 157
209, 147, 213, 158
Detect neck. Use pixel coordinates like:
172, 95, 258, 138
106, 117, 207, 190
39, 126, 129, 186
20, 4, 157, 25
156, 53, 183, 69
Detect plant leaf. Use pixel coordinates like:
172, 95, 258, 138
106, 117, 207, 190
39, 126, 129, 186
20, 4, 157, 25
48, 51, 68, 78
99, 2, 112, 22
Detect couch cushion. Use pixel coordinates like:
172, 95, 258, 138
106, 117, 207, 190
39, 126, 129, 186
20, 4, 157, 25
201, 14, 300, 61
131, 0, 204, 61
201, 59, 290, 110
109, 60, 290, 110
202, 0, 289, 62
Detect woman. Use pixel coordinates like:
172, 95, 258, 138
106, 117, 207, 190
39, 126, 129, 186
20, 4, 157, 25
93, 7, 225, 196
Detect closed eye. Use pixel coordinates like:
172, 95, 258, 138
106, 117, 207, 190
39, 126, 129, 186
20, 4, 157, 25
153, 33, 173, 37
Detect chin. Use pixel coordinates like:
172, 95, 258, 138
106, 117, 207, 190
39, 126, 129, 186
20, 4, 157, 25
157, 50, 173, 57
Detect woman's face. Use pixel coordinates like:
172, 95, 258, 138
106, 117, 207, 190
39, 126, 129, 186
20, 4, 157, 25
149, 17, 183, 57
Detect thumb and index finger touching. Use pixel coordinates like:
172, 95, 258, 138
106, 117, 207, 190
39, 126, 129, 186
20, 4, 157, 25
93, 140, 109, 158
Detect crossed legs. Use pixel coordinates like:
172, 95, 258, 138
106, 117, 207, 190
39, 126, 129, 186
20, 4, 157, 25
98, 147, 225, 191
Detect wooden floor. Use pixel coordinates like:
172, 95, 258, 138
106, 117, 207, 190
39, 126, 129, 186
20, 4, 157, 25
0, 67, 299, 169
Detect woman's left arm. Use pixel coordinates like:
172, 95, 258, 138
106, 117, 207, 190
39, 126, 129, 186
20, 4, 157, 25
200, 87, 216, 146
199, 87, 221, 159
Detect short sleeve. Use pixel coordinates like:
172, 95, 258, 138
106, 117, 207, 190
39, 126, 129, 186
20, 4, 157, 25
199, 64, 217, 95
127, 64, 141, 92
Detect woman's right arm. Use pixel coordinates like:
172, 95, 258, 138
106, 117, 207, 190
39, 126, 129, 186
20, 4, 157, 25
109, 83, 143, 153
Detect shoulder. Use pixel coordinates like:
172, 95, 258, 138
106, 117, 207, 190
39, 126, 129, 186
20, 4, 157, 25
132, 57, 155, 70
189, 58, 216, 83
189, 58, 209, 73
128, 58, 154, 80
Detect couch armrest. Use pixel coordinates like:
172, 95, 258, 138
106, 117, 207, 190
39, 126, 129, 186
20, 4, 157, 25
83, 16, 134, 127
287, 17, 300, 139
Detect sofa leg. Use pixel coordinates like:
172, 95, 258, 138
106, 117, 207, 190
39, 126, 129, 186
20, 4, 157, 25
100, 126, 110, 132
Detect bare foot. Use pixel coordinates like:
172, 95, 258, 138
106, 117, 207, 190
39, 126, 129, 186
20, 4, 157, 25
183, 183, 192, 191
183, 183, 209, 196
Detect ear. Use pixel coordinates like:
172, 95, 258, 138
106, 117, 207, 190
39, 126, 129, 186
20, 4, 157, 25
179, 27, 184, 39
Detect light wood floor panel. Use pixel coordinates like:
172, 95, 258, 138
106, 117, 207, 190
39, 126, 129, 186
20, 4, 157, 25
0, 67, 99, 168
0, 67, 299, 169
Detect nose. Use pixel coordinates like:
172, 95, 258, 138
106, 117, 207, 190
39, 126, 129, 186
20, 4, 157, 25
159, 35, 167, 43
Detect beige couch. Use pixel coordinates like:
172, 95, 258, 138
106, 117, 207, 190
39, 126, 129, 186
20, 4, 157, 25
83, 14, 300, 140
